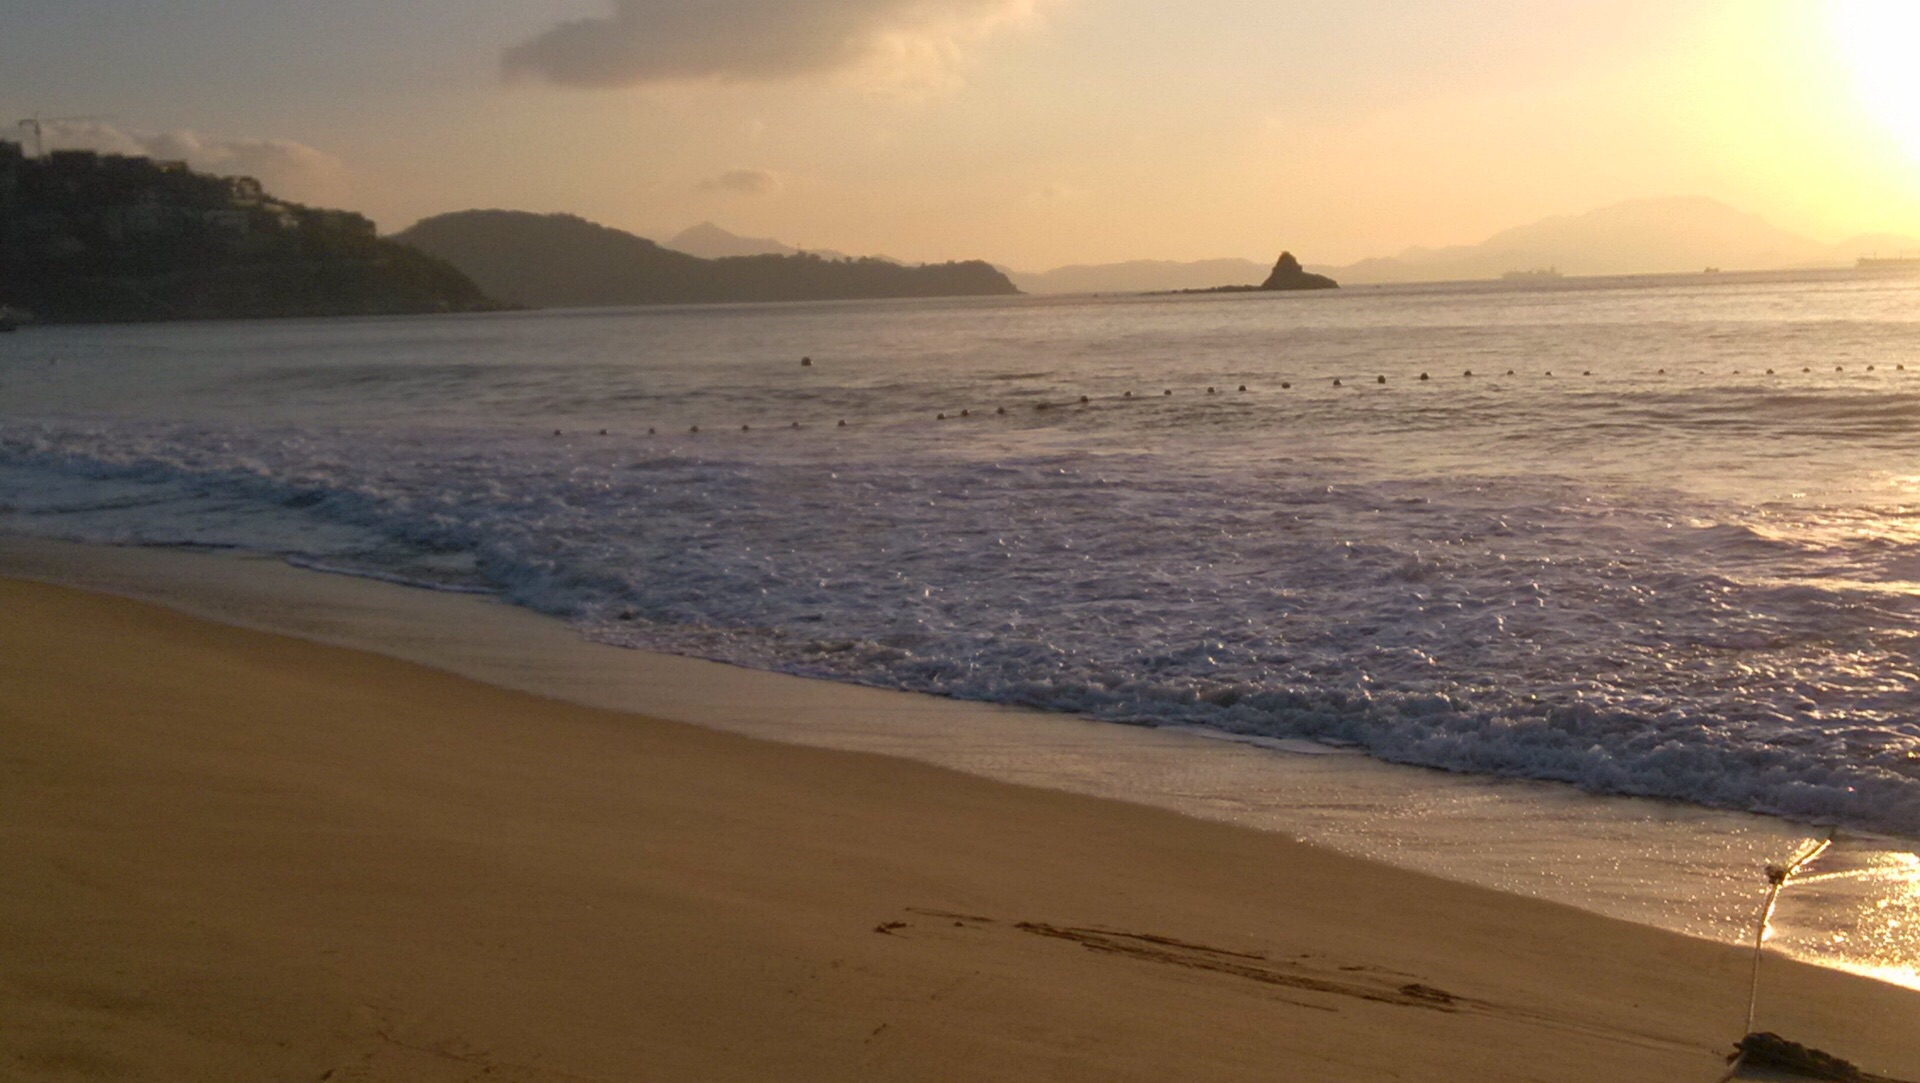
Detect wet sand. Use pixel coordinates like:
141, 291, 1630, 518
4, 574, 1918, 1080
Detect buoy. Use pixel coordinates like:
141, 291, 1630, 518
1124, 391, 1132, 398
1164, 389, 1172, 396
961, 409, 970, 417
1419, 373, 1429, 381
553, 429, 562, 436
599, 429, 608, 436
648, 427, 656, 435
1280, 381, 1291, 389
1545, 370, 1553, 376
791, 421, 801, 429
937, 413, 946, 420
997, 406, 1006, 415
1238, 384, 1248, 392
838, 419, 847, 427
801, 357, 812, 367
1505, 369, 1515, 376
742, 424, 751, 432
1583, 370, 1591, 376
690, 425, 700, 433
1376, 375, 1386, 384
1332, 378, 1342, 387
1464, 369, 1473, 377
1766, 369, 1774, 375
1036, 402, 1051, 411
1080, 395, 1090, 403
1207, 387, 1216, 394
1868, 365, 1876, 371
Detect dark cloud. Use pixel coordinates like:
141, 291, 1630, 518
696, 168, 782, 195
502, 0, 1039, 88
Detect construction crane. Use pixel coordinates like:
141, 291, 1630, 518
16, 115, 113, 158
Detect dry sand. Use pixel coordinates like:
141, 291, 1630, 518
4, 575, 1916, 1081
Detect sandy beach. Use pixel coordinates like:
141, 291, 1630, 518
3, 573, 1917, 1081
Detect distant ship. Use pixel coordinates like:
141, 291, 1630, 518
1501, 267, 1563, 281
1857, 254, 1920, 270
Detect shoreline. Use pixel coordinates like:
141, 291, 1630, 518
3, 534, 1917, 992
5, 568, 1919, 1078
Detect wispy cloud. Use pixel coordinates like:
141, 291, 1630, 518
502, 0, 1046, 90
696, 168, 783, 196
40, 122, 348, 206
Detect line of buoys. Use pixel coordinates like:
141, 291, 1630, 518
618, 363, 1920, 438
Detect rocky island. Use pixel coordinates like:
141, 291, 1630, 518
1167, 251, 1340, 294
0, 141, 496, 324
1259, 251, 1339, 290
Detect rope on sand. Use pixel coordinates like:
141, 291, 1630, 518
1745, 834, 1832, 1036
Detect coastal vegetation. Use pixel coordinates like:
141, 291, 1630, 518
0, 141, 496, 323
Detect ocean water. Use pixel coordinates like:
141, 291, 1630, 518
5, 271, 1920, 845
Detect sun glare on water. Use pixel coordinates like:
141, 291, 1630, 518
1827, 0, 1920, 165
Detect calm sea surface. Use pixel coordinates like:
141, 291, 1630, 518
6, 271, 1920, 839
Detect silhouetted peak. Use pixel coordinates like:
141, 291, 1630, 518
1261, 251, 1338, 291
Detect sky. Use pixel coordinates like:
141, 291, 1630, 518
5, 0, 1920, 270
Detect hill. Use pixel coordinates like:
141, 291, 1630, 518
0, 141, 496, 323
396, 211, 1016, 307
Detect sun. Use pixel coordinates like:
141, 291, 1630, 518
1827, 0, 1920, 164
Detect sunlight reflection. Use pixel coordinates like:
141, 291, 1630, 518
1771, 843, 1920, 990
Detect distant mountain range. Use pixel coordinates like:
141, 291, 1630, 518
666, 221, 886, 264
991, 196, 1920, 293
1003, 258, 1273, 295
1328, 197, 1919, 283
387, 196, 1920, 314
394, 211, 1015, 308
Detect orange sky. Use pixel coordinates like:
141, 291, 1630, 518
7, 0, 1920, 268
